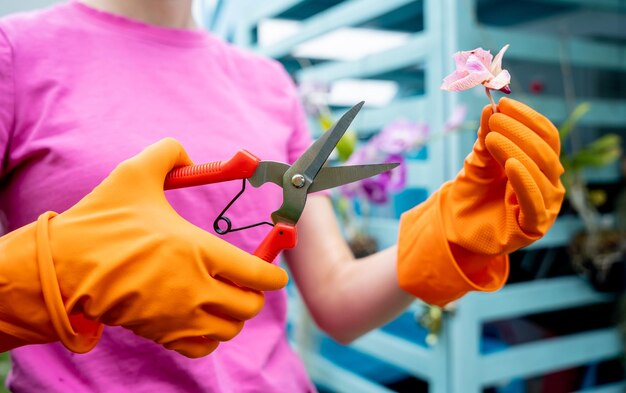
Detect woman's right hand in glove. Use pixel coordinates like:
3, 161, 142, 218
0, 138, 288, 358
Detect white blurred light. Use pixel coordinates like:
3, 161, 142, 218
258, 19, 302, 47
294, 28, 410, 61
328, 79, 398, 107
258, 19, 410, 61
257, 19, 404, 107
191, 0, 211, 27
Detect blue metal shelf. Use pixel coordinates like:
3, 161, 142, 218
222, 0, 626, 391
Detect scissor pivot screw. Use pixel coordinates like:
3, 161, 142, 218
291, 174, 306, 188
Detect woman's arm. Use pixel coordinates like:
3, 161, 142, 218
285, 98, 564, 344
284, 195, 414, 344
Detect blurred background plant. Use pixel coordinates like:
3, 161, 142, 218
335, 117, 429, 257
0, 352, 8, 393
559, 102, 626, 361
300, 81, 471, 347
559, 102, 624, 293
300, 80, 469, 258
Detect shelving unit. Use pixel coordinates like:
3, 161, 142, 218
225, 0, 626, 391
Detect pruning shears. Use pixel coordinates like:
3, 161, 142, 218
164, 102, 398, 262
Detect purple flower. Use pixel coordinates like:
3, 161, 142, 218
373, 119, 429, 154
339, 118, 424, 204
346, 155, 407, 204
298, 80, 331, 116
360, 178, 388, 204
444, 105, 468, 132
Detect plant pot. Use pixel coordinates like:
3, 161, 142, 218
569, 230, 626, 294
348, 232, 379, 258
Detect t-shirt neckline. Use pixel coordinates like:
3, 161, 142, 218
68, 0, 210, 47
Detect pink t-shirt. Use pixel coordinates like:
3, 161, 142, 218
0, 1, 316, 392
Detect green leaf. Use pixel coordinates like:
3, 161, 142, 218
559, 102, 591, 142
567, 133, 622, 169
571, 146, 621, 168
319, 113, 357, 162
585, 133, 621, 152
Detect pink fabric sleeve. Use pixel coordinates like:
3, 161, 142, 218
0, 28, 14, 177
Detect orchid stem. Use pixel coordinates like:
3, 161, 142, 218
485, 87, 497, 113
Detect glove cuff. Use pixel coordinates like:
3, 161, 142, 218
0, 213, 102, 353
397, 186, 509, 307
36, 211, 103, 353
0, 219, 55, 349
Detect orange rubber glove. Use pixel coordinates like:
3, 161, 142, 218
398, 98, 565, 306
0, 138, 288, 358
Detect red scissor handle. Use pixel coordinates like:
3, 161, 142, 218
254, 223, 297, 263
164, 150, 261, 190
164, 150, 297, 263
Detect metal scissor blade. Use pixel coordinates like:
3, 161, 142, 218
271, 102, 364, 225
248, 161, 399, 191
287, 101, 364, 183
308, 163, 399, 193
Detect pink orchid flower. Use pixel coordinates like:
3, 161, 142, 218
441, 45, 511, 112
441, 45, 511, 93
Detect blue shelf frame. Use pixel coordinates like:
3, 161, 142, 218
228, 0, 626, 391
